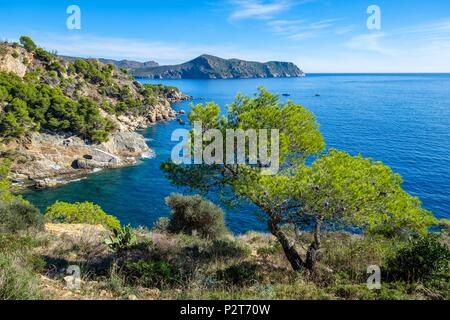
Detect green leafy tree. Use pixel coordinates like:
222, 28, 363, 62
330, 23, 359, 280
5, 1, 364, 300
19, 36, 37, 52
0, 98, 35, 138
162, 88, 436, 271
44, 201, 121, 231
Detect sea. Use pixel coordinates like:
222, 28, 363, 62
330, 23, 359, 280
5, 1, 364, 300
23, 74, 450, 234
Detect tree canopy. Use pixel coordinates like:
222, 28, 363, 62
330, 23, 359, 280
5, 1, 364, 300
162, 88, 436, 271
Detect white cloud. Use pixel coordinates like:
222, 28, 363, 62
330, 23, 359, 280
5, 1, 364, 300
344, 32, 393, 54
228, 0, 292, 21
268, 18, 345, 41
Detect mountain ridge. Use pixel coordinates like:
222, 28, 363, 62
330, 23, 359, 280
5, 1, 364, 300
61, 56, 159, 70
130, 54, 304, 79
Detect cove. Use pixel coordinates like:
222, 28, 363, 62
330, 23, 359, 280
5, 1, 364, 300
23, 75, 450, 234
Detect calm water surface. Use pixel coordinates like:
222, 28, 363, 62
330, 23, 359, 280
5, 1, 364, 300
23, 74, 450, 233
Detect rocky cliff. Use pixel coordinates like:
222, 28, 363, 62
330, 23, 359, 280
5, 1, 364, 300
0, 38, 189, 188
131, 54, 304, 79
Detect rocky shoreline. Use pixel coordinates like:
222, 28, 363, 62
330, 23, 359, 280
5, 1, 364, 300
0, 39, 192, 190
6, 100, 189, 190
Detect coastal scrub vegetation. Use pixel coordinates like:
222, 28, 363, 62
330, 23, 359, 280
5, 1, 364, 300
165, 193, 229, 240
0, 37, 182, 143
0, 63, 448, 300
44, 201, 121, 231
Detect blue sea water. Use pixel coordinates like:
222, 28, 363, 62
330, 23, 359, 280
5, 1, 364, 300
23, 74, 450, 234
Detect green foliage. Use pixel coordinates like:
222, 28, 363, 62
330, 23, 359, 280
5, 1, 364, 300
206, 239, 252, 259
218, 262, 261, 286
123, 259, 182, 288
162, 88, 436, 271
44, 201, 121, 231
0, 155, 17, 203
294, 149, 436, 236
0, 234, 44, 300
165, 193, 229, 240
105, 225, 137, 252
35, 47, 55, 63
0, 200, 44, 233
0, 251, 44, 300
437, 219, 450, 231
152, 217, 170, 232
73, 59, 112, 85
0, 72, 114, 143
19, 36, 37, 52
49, 61, 65, 75
0, 39, 178, 142
142, 84, 179, 97
385, 236, 450, 283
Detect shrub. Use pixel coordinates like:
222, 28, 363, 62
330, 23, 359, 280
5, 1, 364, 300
165, 194, 229, 240
105, 225, 137, 252
0, 234, 44, 300
0, 200, 44, 233
19, 36, 37, 52
320, 234, 400, 283
206, 239, 251, 259
0, 252, 44, 300
218, 262, 261, 286
44, 201, 121, 231
152, 217, 170, 232
385, 235, 450, 283
0, 72, 115, 142
123, 259, 182, 288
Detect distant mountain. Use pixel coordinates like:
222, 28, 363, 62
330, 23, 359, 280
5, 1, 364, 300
62, 56, 159, 70
130, 54, 304, 79
98, 58, 159, 70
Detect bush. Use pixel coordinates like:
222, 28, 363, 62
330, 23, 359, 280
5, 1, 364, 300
218, 262, 261, 286
0, 234, 44, 300
0, 200, 44, 233
105, 225, 137, 252
385, 236, 450, 283
152, 217, 170, 232
205, 239, 251, 259
44, 201, 121, 231
0, 72, 115, 142
165, 194, 229, 240
19, 36, 37, 52
0, 252, 44, 300
122, 259, 182, 288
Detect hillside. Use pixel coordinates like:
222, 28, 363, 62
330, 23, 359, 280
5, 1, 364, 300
62, 56, 159, 70
0, 37, 189, 188
98, 58, 159, 70
131, 54, 304, 79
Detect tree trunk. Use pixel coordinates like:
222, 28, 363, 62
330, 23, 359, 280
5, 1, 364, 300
268, 218, 305, 271
306, 219, 322, 270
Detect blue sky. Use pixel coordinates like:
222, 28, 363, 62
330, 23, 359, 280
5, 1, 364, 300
1, 0, 450, 72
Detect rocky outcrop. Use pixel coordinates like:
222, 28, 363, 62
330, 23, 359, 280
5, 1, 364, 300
0, 40, 191, 189
7, 131, 152, 189
0, 47, 29, 77
132, 54, 305, 79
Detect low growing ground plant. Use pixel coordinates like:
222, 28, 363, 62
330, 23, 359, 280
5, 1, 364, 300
105, 225, 137, 252
385, 235, 450, 283
44, 201, 121, 231
122, 258, 182, 289
0, 200, 44, 233
165, 194, 229, 240
0, 234, 44, 300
